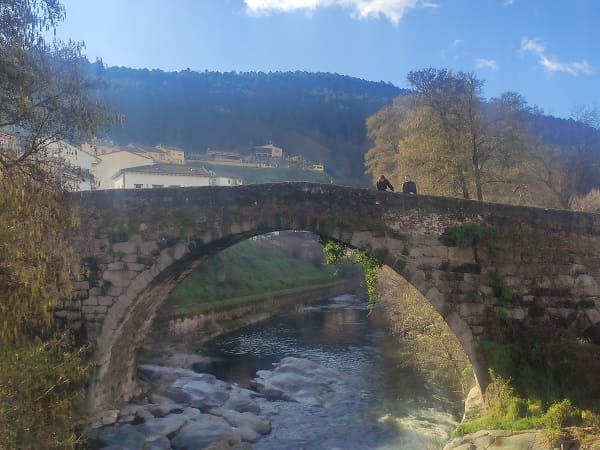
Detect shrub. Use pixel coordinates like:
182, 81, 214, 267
0, 335, 90, 449
544, 399, 582, 429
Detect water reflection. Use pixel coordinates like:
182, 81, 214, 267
196, 294, 459, 449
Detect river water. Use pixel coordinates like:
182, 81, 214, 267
191, 293, 461, 449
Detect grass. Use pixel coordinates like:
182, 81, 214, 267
162, 237, 339, 319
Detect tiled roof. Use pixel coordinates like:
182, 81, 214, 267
119, 163, 213, 177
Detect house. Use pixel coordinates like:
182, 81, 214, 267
131, 144, 185, 164
46, 141, 100, 190
156, 144, 185, 164
310, 164, 325, 172
253, 144, 283, 159
206, 150, 242, 163
90, 150, 154, 189
112, 163, 243, 189
0, 131, 19, 153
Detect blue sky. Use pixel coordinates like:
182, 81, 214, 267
55, 0, 599, 118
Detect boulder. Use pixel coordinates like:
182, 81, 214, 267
250, 357, 342, 405
171, 414, 242, 449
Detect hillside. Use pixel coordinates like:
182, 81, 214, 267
93, 65, 404, 186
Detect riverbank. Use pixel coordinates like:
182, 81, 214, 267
140, 279, 362, 366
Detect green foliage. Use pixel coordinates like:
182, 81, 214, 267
321, 239, 347, 265
443, 223, 499, 256
163, 237, 339, 319
319, 238, 382, 306
448, 223, 487, 248
485, 269, 514, 307
455, 372, 583, 436
0, 335, 90, 449
544, 400, 581, 430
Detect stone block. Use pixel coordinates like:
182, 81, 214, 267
570, 264, 589, 276
156, 250, 174, 272
122, 253, 140, 264
66, 311, 82, 321
414, 256, 443, 271
575, 275, 599, 296
447, 246, 475, 263
82, 305, 107, 315
126, 262, 146, 272
107, 261, 126, 271
547, 307, 575, 320
584, 308, 600, 326
139, 241, 159, 255
424, 287, 449, 316
499, 307, 527, 320
422, 245, 448, 258
172, 242, 189, 261
72, 280, 90, 290
126, 272, 152, 299
111, 241, 138, 255
459, 303, 487, 317
83, 296, 98, 306
98, 296, 114, 307
89, 287, 104, 296
107, 286, 125, 297
554, 275, 575, 289
103, 270, 136, 288
350, 231, 373, 249
408, 247, 423, 257
72, 290, 89, 300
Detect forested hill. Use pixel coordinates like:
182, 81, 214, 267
94, 64, 405, 185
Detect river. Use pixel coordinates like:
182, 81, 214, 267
189, 293, 461, 449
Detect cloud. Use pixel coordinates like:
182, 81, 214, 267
475, 58, 499, 70
244, 0, 440, 24
520, 37, 593, 76
503, 0, 514, 5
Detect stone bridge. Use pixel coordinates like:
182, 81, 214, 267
58, 183, 600, 410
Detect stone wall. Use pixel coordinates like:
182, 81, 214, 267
58, 183, 600, 409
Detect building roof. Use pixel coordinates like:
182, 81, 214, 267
117, 163, 213, 177
253, 144, 282, 151
129, 144, 161, 154
157, 144, 185, 152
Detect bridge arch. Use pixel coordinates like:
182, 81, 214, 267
63, 183, 600, 410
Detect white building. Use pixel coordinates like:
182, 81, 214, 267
90, 150, 153, 189
112, 164, 243, 189
45, 141, 100, 190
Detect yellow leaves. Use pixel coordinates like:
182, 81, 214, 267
0, 171, 79, 342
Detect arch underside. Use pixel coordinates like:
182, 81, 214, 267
89, 225, 489, 410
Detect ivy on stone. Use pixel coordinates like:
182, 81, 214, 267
319, 238, 381, 307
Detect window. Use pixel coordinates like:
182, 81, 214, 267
134, 184, 143, 189
152, 184, 163, 188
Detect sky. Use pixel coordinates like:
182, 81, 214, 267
55, 0, 600, 118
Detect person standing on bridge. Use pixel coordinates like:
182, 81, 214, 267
376, 175, 394, 192
402, 175, 417, 195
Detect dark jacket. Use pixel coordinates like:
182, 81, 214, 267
402, 180, 417, 194
376, 179, 394, 191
